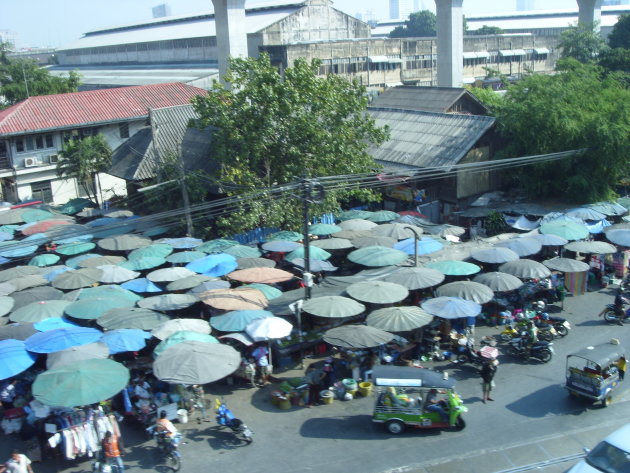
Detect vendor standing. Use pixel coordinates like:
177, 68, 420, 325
251, 344, 272, 385
0, 450, 34, 473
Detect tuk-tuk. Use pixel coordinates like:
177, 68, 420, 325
565, 341, 626, 407
371, 366, 468, 434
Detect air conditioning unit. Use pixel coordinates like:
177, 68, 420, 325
24, 157, 38, 167
48, 155, 59, 164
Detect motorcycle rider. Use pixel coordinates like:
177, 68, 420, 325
613, 289, 629, 325
155, 411, 180, 448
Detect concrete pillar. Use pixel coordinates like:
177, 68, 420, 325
212, 0, 248, 84
576, 0, 603, 31
435, 0, 463, 88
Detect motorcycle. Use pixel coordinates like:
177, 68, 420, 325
453, 339, 485, 366
146, 426, 183, 472
215, 398, 253, 444
532, 311, 571, 337
601, 304, 630, 324
501, 321, 555, 342
506, 336, 554, 363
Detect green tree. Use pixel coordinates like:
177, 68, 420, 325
608, 14, 630, 49
465, 85, 504, 115
56, 134, 112, 206
469, 25, 504, 35
191, 54, 389, 235
390, 10, 436, 38
598, 47, 630, 73
559, 22, 607, 63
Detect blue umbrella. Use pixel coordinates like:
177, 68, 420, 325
186, 253, 238, 277
0, 240, 38, 258
121, 278, 163, 293
101, 329, 151, 354
65, 253, 101, 268
54, 234, 95, 245
34, 317, 80, 332
261, 240, 303, 253
142, 226, 169, 237
25, 327, 103, 353
0, 231, 13, 241
86, 217, 123, 228
77, 285, 143, 302
393, 237, 443, 255
187, 280, 231, 295
0, 339, 37, 379
421, 296, 481, 319
91, 223, 136, 238
210, 310, 274, 332
160, 237, 203, 249
42, 266, 73, 282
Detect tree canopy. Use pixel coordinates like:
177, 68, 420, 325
390, 10, 436, 38
191, 54, 389, 235
608, 14, 630, 49
469, 25, 504, 36
559, 23, 607, 63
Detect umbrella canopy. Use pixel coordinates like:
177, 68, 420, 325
0, 339, 37, 379
10, 300, 71, 323
228, 267, 294, 284
245, 316, 293, 341
11, 287, 63, 310
338, 219, 377, 232
65, 253, 101, 268
564, 240, 617, 254
129, 243, 173, 260
151, 318, 211, 340
242, 283, 283, 300
78, 255, 126, 268
382, 267, 445, 290
606, 229, 630, 247
265, 231, 303, 242
393, 237, 443, 255
286, 246, 332, 261
77, 285, 141, 302
604, 223, 630, 234
166, 274, 216, 291
154, 330, 218, 357
0, 209, 25, 224
22, 209, 58, 223
510, 215, 540, 231
159, 237, 203, 249
331, 229, 371, 240
52, 268, 102, 289
421, 296, 482, 319
435, 281, 494, 304
346, 280, 409, 304
101, 329, 151, 354
98, 235, 152, 251
142, 226, 169, 237
565, 207, 607, 221
290, 258, 338, 272
153, 341, 240, 385
460, 207, 492, 218
25, 327, 103, 353
347, 246, 409, 267
28, 253, 61, 267
32, 358, 129, 407
472, 272, 524, 292
543, 257, 590, 273
42, 266, 73, 282
301, 296, 365, 318
337, 210, 373, 221
121, 278, 163, 293
366, 210, 400, 223
45, 342, 109, 369
98, 307, 169, 330
34, 317, 79, 332
147, 267, 196, 282
185, 253, 238, 277
499, 259, 551, 279
495, 238, 543, 257
97, 265, 139, 283
426, 260, 481, 276
0, 266, 44, 282
223, 245, 262, 258
187, 280, 231, 295
308, 223, 342, 235
586, 202, 627, 217
218, 332, 254, 347
201, 288, 268, 311
165, 251, 206, 264
65, 297, 135, 320
0, 240, 38, 258
261, 240, 302, 253
323, 324, 394, 349
4, 275, 49, 293
58, 198, 93, 215
119, 256, 166, 271
372, 223, 424, 240
531, 233, 569, 246
211, 310, 274, 332
471, 247, 520, 264
366, 306, 433, 332
55, 242, 97, 256
137, 294, 198, 311
310, 238, 354, 250
236, 257, 276, 269
22, 220, 71, 236
352, 235, 396, 249
540, 221, 589, 241
0, 296, 14, 316
0, 322, 37, 341
196, 239, 239, 253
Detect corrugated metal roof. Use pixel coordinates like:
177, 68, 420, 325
369, 86, 483, 114
0, 82, 207, 136
367, 108, 495, 170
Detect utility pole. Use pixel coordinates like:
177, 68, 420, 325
299, 177, 325, 300
177, 144, 194, 237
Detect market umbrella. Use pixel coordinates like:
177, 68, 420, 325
3, 275, 50, 292
42, 266, 73, 282
153, 341, 240, 385
76, 285, 142, 302
372, 223, 424, 240
98, 235, 152, 252
543, 257, 590, 273
301, 296, 365, 318
308, 223, 342, 236
236, 257, 276, 269
10, 300, 71, 323
120, 278, 163, 293
531, 233, 569, 246
426, 260, 481, 276
22, 220, 72, 236
393, 237, 443, 255
605, 229, 630, 247
323, 324, 394, 349
101, 329, 151, 354
78, 255, 126, 268
0, 240, 38, 258
337, 210, 373, 221
495, 238, 543, 257
347, 246, 409, 267
11, 287, 63, 310
55, 242, 97, 256
245, 316, 293, 342
352, 235, 396, 249
152, 318, 211, 340
421, 296, 482, 319
200, 288, 268, 311
290, 258, 338, 272
210, 310, 274, 332
185, 254, 238, 277
261, 240, 302, 253
286, 246, 332, 261
65, 297, 135, 320
435, 281, 494, 304
34, 317, 79, 332
22, 209, 57, 223
366, 210, 400, 223
58, 198, 94, 215
346, 280, 409, 304
473, 272, 524, 292
98, 307, 169, 330
86, 217, 123, 228
165, 251, 206, 264
25, 326, 103, 353
147, 267, 196, 282
338, 219, 377, 232
604, 223, 630, 234
52, 268, 102, 289
0, 209, 25, 225
228, 267, 295, 284
196, 239, 239, 253
187, 280, 231, 295
65, 253, 101, 268
310, 238, 354, 250
0, 296, 14, 316
223, 245, 262, 258
586, 201, 627, 217
142, 226, 170, 238
218, 333, 254, 347
129, 243, 173, 260
499, 259, 551, 279
242, 283, 282, 300
540, 221, 589, 241
471, 247, 520, 264
0, 339, 37, 379
366, 306, 433, 332
331, 230, 371, 240
166, 274, 216, 291
28, 253, 60, 267
564, 240, 617, 254
97, 265, 140, 283
0, 322, 37, 341
119, 256, 166, 271
0, 265, 44, 282
510, 215, 540, 231
46, 342, 109, 369
159, 237, 203, 249
153, 330, 218, 357
565, 207, 607, 221
0, 231, 12, 242
265, 231, 302, 242
137, 294, 198, 312
32, 358, 129, 407
382, 267, 445, 290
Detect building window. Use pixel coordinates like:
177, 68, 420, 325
119, 123, 130, 139
45, 134, 53, 148
31, 180, 53, 203
15, 138, 24, 153
0, 141, 6, 157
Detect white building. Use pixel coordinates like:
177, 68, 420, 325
389, 0, 422, 20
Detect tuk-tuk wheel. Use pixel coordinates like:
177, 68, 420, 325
386, 420, 405, 434
602, 394, 612, 408
448, 416, 466, 431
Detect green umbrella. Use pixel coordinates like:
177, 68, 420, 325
426, 260, 481, 276
128, 243, 173, 260
52, 268, 102, 289
236, 257, 276, 269
540, 221, 589, 241
310, 238, 354, 250
302, 295, 365, 318
98, 235, 152, 252
285, 246, 331, 261
77, 285, 142, 302
366, 306, 433, 332
153, 330, 219, 357
382, 267, 445, 290
142, 226, 170, 237
65, 253, 101, 268
617, 197, 630, 210
366, 210, 400, 223
10, 300, 71, 323
242, 283, 283, 300
224, 245, 262, 258
58, 198, 93, 215
32, 358, 130, 407
0, 296, 14, 316
65, 297, 135, 320
78, 255, 126, 268
347, 246, 408, 267
56, 242, 96, 256
337, 210, 373, 221
265, 231, 302, 242
166, 275, 217, 291
346, 280, 409, 304
196, 239, 239, 253
338, 219, 377, 232
97, 307, 169, 330
308, 223, 342, 236
28, 253, 60, 267
119, 256, 166, 271
0, 266, 44, 282
22, 209, 56, 223
166, 251, 206, 264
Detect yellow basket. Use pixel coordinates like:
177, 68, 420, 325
359, 382, 373, 397
277, 396, 291, 410
320, 390, 334, 404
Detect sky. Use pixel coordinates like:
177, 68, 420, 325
1, 0, 582, 49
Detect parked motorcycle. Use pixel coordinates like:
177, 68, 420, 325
454, 339, 485, 366
506, 336, 554, 363
215, 398, 253, 444
531, 302, 571, 337
501, 322, 555, 342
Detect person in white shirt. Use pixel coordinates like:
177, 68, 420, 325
0, 450, 34, 473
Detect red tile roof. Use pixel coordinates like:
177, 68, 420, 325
0, 82, 207, 135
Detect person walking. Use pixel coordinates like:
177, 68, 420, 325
305, 366, 325, 408
480, 360, 498, 403
0, 450, 34, 473
101, 431, 125, 473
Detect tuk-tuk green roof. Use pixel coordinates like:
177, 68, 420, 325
567, 342, 626, 369
372, 366, 456, 389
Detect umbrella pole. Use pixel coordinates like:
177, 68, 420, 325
404, 226, 421, 267
268, 340, 273, 372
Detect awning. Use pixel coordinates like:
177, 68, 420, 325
464, 51, 490, 59
499, 49, 527, 56
476, 51, 490, 59
368, 56, 402, 63
534, 47, 550, 54
463, 52, 478, 59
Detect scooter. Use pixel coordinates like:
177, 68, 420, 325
453, 339, 485, 366
506, 336, 554, 363
215, 398, 253, 444
601, 304, 630, 324
532, 312, 571, 337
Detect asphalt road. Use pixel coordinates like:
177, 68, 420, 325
5, 284, 630, 473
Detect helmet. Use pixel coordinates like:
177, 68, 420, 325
534, 301, 546, 310
540, 311, 550, 321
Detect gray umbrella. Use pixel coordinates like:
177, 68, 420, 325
0, 266, 44, 283
495, 238, 542, 257
338, 219, 377, 231
372, 223, 424, 240
97, 235, 152, 251
97, 307, 169, 330
0, 296, 14, 317
586, 201, 627, 217
78, 255, 126, 268
147, 267, 196, 282
565, 207, 607, 221
236, 257, 276, 269
421, 296, 482, 319
564, 241, 617, 254
543, 257, 590, 273
310, 238, 354, 250
330, 230, 371, 240
0, 322, 37, 341
151, 318, 211, 340
2, 275, 49, 293
301, 296, 365, 318
473, 272, 524, 292
46, 342, 110, 369
138, 294, 198, 311
382, 267, 445, 290
606, 229, 630, 247
604, 223, 630, 234
11, 287, 64, 310
531, 233, 569, 246
366, 306, 433, 332
323, 324, 394, 349
346, 280, 409, 304
166, 275, 217, 291
352, 235, 397, 249
471, 247, 520, 264
435, 281, 494, 304
52, 268, 102, 289
10, 300, 71, 323
499, 259, 551, 279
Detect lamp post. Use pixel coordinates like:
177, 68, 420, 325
404, 225, 422, 267
289, 299, 305, 369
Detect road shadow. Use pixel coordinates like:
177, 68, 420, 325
576, 319, 606, 327
185, 425, 252, 451
505, 383, 571, 417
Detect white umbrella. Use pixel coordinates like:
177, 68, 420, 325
245, 317, 293, 368
97, 265, 140, 283
151, 318, 211, 340
147, 267, 196, 282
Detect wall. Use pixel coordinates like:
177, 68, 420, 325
456, 145, 493, 199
